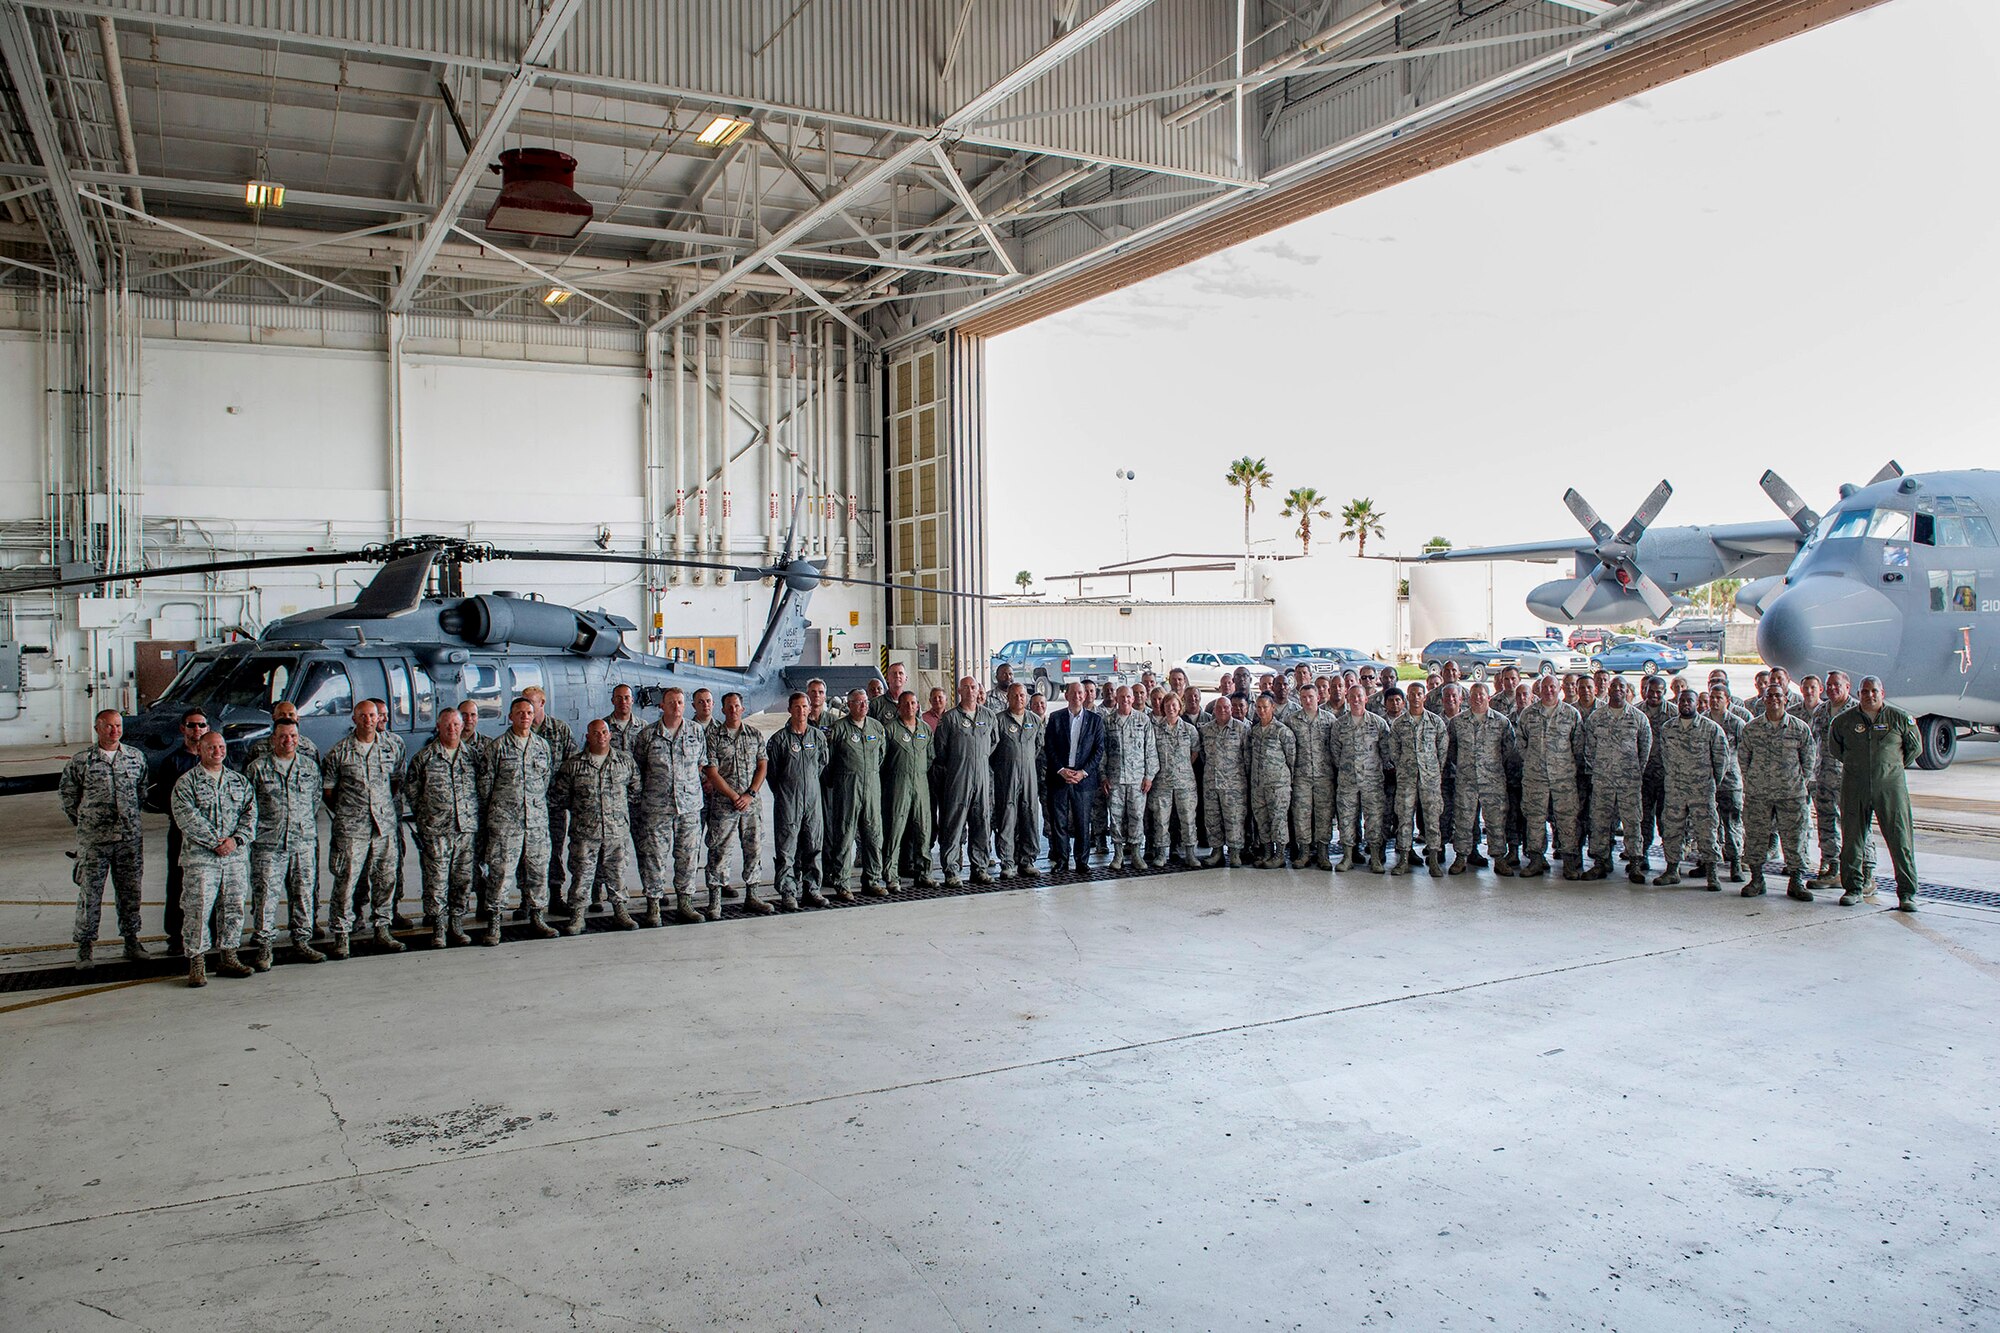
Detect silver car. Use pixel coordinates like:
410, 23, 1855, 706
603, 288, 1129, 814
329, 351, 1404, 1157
1498, 636, 1591, 675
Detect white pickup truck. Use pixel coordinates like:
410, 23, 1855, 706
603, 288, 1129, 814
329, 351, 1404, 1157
990, 638, 1122, 696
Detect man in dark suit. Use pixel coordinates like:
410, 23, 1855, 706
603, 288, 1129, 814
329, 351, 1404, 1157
1044, 681, 1104, 873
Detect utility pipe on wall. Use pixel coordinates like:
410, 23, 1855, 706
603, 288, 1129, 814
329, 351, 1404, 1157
717, 315, 732, 563
765, 317, 780, 558
694, 326, 709, 585
843, 324, 858, 579
670, 330, 684, 586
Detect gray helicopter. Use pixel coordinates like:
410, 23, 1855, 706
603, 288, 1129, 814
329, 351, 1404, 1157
1425, 463, 2000, 768
1, 498, 965, 788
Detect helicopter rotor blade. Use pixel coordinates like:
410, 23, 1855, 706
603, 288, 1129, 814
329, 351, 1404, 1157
483, 548, 770, 579
1759, 469, 1820, 536
779, 489, 807, 565
811, 571, 1013, 600
0, 549, 365, 597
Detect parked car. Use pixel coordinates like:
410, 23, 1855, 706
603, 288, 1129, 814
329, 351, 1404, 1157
1567, 626, 1610, 652
1258, 642, 1321, 673
1311, 646, 1397, 676
1417, 637, 1516, 680
1657, 616, 1725, 654
1498, 636, 1590, 676
1171, 651, 1257, 687
990, 638, 1120, 696
1592, 638, 1689, 675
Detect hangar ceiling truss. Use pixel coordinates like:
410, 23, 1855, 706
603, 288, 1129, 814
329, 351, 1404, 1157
0, 0, 1887, 344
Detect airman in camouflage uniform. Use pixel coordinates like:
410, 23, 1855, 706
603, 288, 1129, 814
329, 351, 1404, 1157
992, 684, 1046, 878
1582, 679, 1652, 883
1146, 693, 1202, 868
703, 693, 767, 918
172, 731, 258, 986
1516, 676, 1586, 878
404, 710, 483, 947
321, 702, 404, 956
1101, 686, 1159, 870
480, 697, 559, 941
60, 709, 152, 968
1449, 684, 1518, 875
1654, 693, 1731, 889
1704, 686, 1748, 882
244, 721, 325, 964
767, 693, 829, 910
1390, 684, 1450, 876
602, 684, 645, 755
524, 687, 578, 910
550, 718, 643, 933
1636, 676, 1672, 871
1284, 686, 1338, 869
1245, 694, 1297, 869
1331, 686, 1392, 873
633, 688, 709, 925
1199, 696, 1251, 868
933, 677, 999, 886
244, 700, 322, 766
825, 690, 890, 899
1808, 671, 1869, 889
883, 691, 939, 888
1738, 685, 1817, 900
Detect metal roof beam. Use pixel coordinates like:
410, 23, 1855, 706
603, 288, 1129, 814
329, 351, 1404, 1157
386, 0, 588, 312
83, 188, 373, 302
0, 2, 102, 285
764, 255, 869, 342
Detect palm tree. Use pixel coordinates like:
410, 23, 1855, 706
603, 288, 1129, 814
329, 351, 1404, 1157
1280, 487, 1333, 555
1224, 456, 1273, 552
1014, 570, 1033, 595
1422, 535, 1452, 554
1339, 497, 1386, 557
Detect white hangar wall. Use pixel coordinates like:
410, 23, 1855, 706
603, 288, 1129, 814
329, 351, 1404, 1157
0, 296, 879, 747
988, 600, 1274, 679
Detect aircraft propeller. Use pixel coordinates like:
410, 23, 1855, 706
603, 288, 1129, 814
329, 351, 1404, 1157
1556, 480, 1675, 621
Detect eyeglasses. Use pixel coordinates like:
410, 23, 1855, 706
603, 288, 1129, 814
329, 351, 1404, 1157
182, 721, 208, 731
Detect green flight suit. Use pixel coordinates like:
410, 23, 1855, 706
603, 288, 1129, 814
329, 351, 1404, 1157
1829, 702, 1922, 902
883, 717, 936, 884
825, 713, 888, 892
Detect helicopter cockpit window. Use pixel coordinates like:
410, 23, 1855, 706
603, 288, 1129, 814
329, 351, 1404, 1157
461, 662, 503, 717
189, 656, 294, 712
293, 661, 353, 718
1825, 507, 1911, 542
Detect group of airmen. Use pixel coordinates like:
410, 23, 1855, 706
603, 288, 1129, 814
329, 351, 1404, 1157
58, 653, 1924, 990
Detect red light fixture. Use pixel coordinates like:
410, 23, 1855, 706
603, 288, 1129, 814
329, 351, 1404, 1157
485, 147, 592, 239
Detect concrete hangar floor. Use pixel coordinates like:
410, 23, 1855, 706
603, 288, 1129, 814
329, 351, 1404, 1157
2, 765, 1997, 1329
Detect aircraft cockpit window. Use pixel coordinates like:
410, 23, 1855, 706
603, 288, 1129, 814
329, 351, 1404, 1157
1825, 508, 1910, 542
1913, 496, 1997, 548
293, 661, 352, 717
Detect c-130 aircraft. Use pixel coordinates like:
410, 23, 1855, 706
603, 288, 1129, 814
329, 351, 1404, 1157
1, 497, 988, 786
1424, 462, 1998, 770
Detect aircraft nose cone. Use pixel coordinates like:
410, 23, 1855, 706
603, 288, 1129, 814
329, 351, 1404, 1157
1756, 574, 1901, 677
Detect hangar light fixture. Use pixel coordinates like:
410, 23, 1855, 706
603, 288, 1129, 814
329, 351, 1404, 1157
243, 179, 285, 210
695, 114, 752, 148
542, 286, 574, 306
484, 147, 593, 239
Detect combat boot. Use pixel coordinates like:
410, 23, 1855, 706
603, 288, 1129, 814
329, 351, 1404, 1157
75, 941, 93, 971
295, 939, 327, 962
1368, 852, 1386, 874
973, 864, 998, 885
372, 923, 405, 953
641, 900, 663, 928
997, 863, 1015, 880
215, 950, 253, 979
1107, 846, 1126, 871
123, 935, 153, 962
1786, 873, 1814, 903
1741, 874, 1767, 898
1390, 852, 1414, 876
1495, 854, 1517, 878
1561, 857, 1582, 881
610, 901, 638, 930
1148, 850, 1169, 870
1811, 863, 1842, 890
1334, 849, 1356, 872
1652, 867, 1682, 887
527, 909, 560, 938
1627, 863, 1648, 885
251, 943, 273, 972
864, 883, 891, 899
447, 914, 473, 947
1200, 848, 1225, 868
1313, 849, 1334, 871
778, 894, 800, 912
1583, 861, 1611, 881
480, 920, 501, 946
1702, 864, 1720, 891
1895, 894, 1918, 912
673, 894, 704, 924
1427, 852, 1445, 877
919, 871, 943, 888
1838, 889, 1862, 906
742, 892, 776, 915
562, 907, 587, 935
1469, 852, 1489, 870
186, 954, 206, 988
1521, 853, 1549, 877
802, 888, 830, 908
432, 918, 450, 948
703, 886, 724, 922
1726, 856, 1743, 884
1448, 854, 1469, 876
327, 932, 350, 960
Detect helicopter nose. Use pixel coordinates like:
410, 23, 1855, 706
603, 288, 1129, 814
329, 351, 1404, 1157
1756, 574, 1901, 677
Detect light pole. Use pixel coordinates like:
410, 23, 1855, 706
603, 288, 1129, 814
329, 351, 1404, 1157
1114, 468, 1136, 563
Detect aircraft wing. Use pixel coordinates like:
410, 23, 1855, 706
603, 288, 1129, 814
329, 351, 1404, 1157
1420, 540, 1584, 564
1705, 519, 1810, 558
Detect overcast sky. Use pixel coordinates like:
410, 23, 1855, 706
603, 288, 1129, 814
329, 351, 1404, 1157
986, 0, 1998, 585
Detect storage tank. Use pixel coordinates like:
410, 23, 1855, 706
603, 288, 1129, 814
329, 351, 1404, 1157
1407, 560, 1554, 647
1256, 554, 1399, 660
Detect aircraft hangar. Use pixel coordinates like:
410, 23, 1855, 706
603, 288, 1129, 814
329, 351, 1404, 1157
0, 0, 1884, 733
15, 4, 2000, 1331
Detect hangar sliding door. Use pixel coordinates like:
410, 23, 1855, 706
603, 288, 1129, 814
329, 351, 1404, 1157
884, 334, 989, 692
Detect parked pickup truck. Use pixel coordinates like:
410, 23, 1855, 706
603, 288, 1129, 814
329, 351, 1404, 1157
1258, 642, 1320, 673
991, 638, 1121, 696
